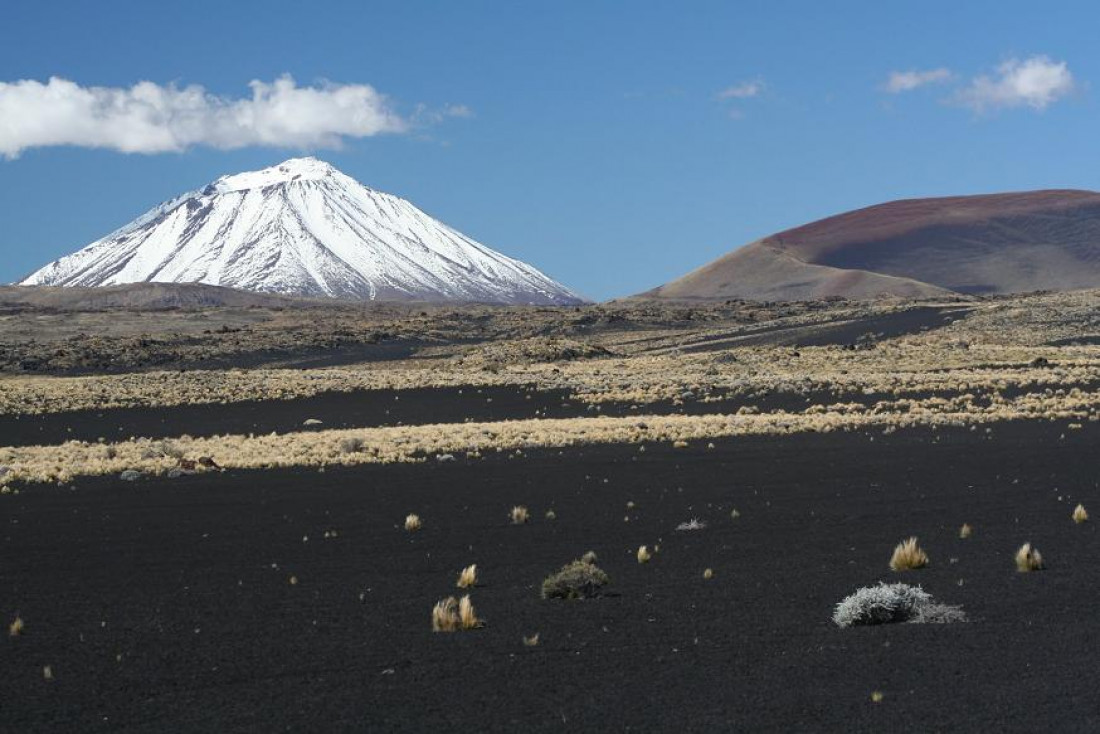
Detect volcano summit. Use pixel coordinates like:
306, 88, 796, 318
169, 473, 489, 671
19, 158, 583, 305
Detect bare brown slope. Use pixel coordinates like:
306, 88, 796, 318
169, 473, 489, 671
644, 243, 954, 301
646, 189, 1100, 300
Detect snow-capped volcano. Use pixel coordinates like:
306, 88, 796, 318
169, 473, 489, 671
18, 158, 584, 305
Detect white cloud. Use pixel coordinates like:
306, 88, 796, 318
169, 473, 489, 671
884, 68, 952, 93
955, 55, 1075, 112
716, 80, 765, 100
0, 75, 428, 158
412, 102, 475, 125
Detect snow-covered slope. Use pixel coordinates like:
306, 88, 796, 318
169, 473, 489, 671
19, 158, 584, 305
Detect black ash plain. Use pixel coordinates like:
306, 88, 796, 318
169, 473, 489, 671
2, 419, 1099, 732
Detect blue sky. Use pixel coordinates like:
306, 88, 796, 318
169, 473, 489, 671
1, 1, 1098, 300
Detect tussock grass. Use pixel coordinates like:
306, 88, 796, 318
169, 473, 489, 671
432, 597, 459, 632
542, 558, 610, 599
890, 537, 929, 571
9, 616, 23, 637
510, 505, 529, 524
1015, 542, 1044, 572
703, 568, 714, 580
959, 523, 972, 539
404, 514, 422, 532
1073, 503, 1089, 524
457, 564, 477, 589
637, 545, 652, 564
581, 550, 598, 565
523, 633, 540, 647
458, 595, 482, 629
544, 509, 556, 521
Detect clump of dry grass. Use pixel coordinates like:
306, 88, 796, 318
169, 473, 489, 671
703, 568, 714, 580
959, 523, 972, 539
581, 550, 598, 565
432, 597, 460, 632
404, 514, 422, 532
9, 616, 24, 637
43, 665, 53, 681
458, 595, 482, 629
510, 505, 529, 524
637, 545, 652, 564
457, 564, 478, 589
1015, 543, 1044, 572
523, 633, 540, 647
545, 509, 556, 520
542, 557, 610, 599
889, 537, 929, 571
1073, 503, 1088, 524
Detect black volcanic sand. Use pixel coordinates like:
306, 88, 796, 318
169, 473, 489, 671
0, 382, 1009, 448
3, 419, 1099, 732
680, 305, 967, 352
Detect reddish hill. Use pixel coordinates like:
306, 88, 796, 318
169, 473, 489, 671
644, 189, 1100, 300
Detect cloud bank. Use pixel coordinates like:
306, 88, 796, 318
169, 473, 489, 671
715, 80, 765, 100
884, 68, 952, 93
955, 56, 1075, 112
0, 75, 420, 158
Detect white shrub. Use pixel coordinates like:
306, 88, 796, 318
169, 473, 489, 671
833, 582, 965, 628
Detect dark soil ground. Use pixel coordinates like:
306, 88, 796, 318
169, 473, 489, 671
678, 305, 967, 353
0, 382, 999, 448
2, 418, 1099, 732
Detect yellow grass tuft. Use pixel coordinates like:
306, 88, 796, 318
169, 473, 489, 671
581, 550, 598, 565
458, 594, 482, 629
703, 568, 714, 580
637, 545, 652, 564
404, 514, 422, 532
959, 523, 972, 539
871, 691, 884, 703
457, 564, 478, 589
9, 616, 24, 637
510, 505, 529, 524
889, 536, 929, 571
523, 633, 540, 647
1073, 503, 1088, 524
1015, 543, 1044, 572
432, 597, 460, 632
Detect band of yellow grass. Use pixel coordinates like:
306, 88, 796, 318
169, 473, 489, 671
2, 385, 1098, 486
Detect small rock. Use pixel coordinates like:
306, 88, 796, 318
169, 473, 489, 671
119, 470, 143, 482
197, 456, 220, 470
303, 418, 324, 426
435, 453, 455, 462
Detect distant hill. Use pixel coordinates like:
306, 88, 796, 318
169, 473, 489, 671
0, 282, 311, 311
642, 189, 1100, 301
